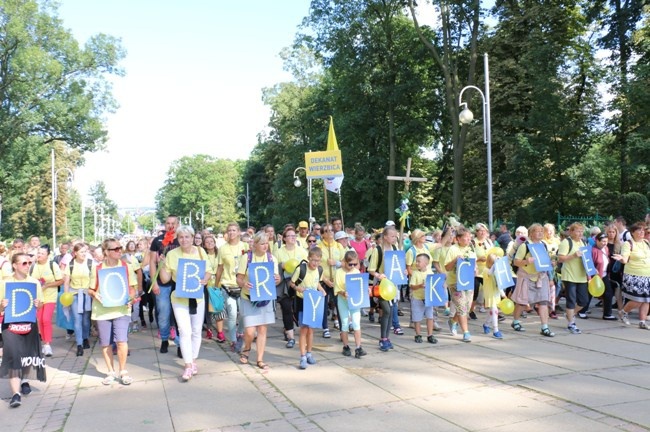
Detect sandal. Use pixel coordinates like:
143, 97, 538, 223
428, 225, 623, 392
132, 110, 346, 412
239, 349, 250, 365
540, 327, 555, 337
102, 373, 116, 385
256, 361, 270, 371
119, 370, 133, 385
511, 322, 525, 332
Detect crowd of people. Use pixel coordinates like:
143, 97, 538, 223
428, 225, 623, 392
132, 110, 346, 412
0, 213, 649, 408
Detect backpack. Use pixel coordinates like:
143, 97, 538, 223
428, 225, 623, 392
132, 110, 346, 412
293, 260, 324, 288
70, 258, 93, 274
556, 238, 573, 273
247, 250, 274, 307
29, 260, 60, 287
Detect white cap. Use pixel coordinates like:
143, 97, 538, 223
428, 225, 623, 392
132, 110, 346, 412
385, 220, 396, 227
334, 231, 348, 241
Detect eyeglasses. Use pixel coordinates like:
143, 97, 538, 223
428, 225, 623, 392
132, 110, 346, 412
313, 227, 321, 231
107, 247, 122, 252
307, 239, 317, 243
348, 262, 359, 267
18, 261, 32, 266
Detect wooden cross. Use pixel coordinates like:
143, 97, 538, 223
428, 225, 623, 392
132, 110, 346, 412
387, 158, 427, 248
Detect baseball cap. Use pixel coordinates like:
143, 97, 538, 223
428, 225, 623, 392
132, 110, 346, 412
385, 220, 396, 227
298, 221, 309, 228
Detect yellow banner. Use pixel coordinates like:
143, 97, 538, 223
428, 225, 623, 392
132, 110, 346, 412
305, 150, 343, 179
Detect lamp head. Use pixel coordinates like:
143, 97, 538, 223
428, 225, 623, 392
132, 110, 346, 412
459, 107, 474, 124
237, 201, 242, 209
293, 177, 302, 188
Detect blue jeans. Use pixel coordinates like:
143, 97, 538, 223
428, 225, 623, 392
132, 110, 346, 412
224, 290, 240, 342
156, 285, 173, 341
391, 302, 400, 329
72, 293, 91, 346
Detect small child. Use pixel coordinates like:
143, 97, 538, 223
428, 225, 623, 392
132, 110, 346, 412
334, 251, 367, 358
409, 254, 437, 344
290, 247, 327, 370
482, 252, 506, 339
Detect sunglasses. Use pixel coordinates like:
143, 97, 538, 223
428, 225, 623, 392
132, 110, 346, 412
18, 261, 32, 266
107, 247, 122, 252
308, 240, 317, 243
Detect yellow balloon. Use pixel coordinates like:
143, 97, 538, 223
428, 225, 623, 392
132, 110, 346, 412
498, 298, 515, 315
60, 292, 74, 307
379, 278, 397, 301
588, 275, 605, 297
284, 258, 300, 275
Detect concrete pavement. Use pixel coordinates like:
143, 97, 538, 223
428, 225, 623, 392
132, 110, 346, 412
2, 301, 650, 432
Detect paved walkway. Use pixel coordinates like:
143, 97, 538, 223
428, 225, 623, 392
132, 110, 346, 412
2, 301, 650, 432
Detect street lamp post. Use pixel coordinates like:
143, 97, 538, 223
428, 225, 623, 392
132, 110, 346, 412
51, 149, 74, 252
459, 52, 493, 232
236, 183, 250, 228
293, 167, 313, 229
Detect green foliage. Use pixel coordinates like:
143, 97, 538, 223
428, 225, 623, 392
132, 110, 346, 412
156, 155, 240, 233
0, 0, 124, 239
620, 192, 648, 224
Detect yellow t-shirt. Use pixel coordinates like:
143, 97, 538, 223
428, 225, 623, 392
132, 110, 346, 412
514, 241, 547, 281
481, 268, 500, 308
318, 239, 346, 281
89, 261, 138, 320
0, 256, 11, 279
621, 240, 650, 277
292, 265, 323, 299
432, 245, 451, 275
473, 239, 493, 277
0, 276, 45, 315
237, 252, 279, 300
216, 241, 249, 288
275, 246, 308, 276
64, 259, 92, 290
297, 235, 309, 250
333, 267, 360, 296
405, 245, 432, 272
409, 268, 431, 300
164, 246, 214, 306
543, 236, 561, 260
30, 261, 63, 303
204, 252, 219, 287
557, 238, 587, 283
444, 244, 476, 287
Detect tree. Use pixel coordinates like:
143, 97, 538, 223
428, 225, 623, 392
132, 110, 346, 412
156, 155, 240, 233
407, 0, 484, 216
0, 0, 125, 238
587, 0, 646, 194
300, 0, 444, 222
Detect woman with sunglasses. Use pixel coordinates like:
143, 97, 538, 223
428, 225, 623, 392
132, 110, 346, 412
317, 224, 346, 338
0, 253, 45, 408
306, 236, 318, 249
276, 227, 307, 348
88, 239, 138, 386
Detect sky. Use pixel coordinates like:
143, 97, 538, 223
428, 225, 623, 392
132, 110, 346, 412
57, 0, 312, 209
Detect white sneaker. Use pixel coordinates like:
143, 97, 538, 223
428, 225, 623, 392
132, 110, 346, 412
479, 307, 486, 313
42, 344, 53, 357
